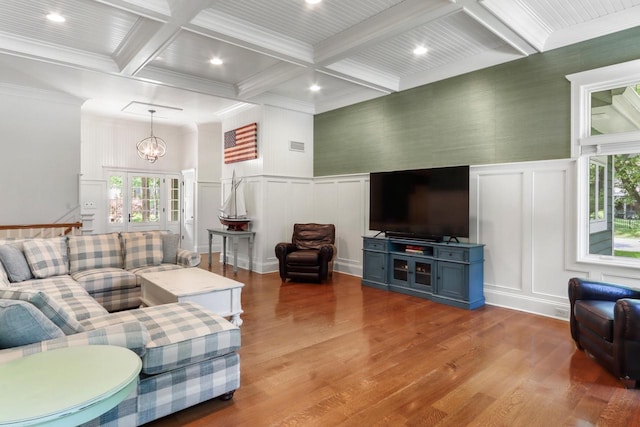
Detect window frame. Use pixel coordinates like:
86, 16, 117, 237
568, 59, 640, 268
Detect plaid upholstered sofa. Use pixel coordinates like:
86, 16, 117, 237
0, 232, 241, 426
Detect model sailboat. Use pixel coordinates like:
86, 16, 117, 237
219, 170, 251, 231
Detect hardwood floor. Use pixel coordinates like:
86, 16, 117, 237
147, 257, 640, 426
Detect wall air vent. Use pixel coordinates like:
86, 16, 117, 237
289, 141, 305, 152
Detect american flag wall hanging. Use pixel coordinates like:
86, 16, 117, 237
224, 122, 258, 164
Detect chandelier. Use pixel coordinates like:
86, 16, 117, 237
136, 109, 167, 163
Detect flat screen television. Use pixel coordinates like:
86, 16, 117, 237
369, 165, 470, 241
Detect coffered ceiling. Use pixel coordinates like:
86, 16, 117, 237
0, 0, 639, 123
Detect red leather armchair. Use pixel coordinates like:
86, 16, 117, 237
275, 223, 336, 282
569, 277, 640, 387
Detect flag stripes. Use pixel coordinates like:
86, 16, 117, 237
224, 122, 258, 163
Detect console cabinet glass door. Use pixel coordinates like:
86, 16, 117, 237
390, 255, 434, 292
413, 259, 434, 292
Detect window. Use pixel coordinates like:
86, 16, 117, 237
108, 175, 123, 223
130, 175, 161, 224
568, 59, 640, 266
105, 170, 181, 233
168, 178, 180, 223
589, 157, 607, 232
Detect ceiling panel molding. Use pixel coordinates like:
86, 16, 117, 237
460, 0, 537, 55
480, 0, 552, 52
236, 62, 308, 100
398, 47, 525, 91
0, 31, 119, 73
135, 65, 237, 99
189, 9, 314, 64
0, 1, 637, 119
314, 0, 461, 66
544, 6, 640, 51
322, 61, 399, 93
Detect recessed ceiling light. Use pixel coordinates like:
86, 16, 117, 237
306, 0, 322, 4
310, 84, 321, 92
210, 57, 223, 65
46, 13, 66, 23
413, 45, 428, 55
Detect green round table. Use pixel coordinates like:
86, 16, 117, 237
0, 345, 142, 426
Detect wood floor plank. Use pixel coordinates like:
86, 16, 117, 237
146, 257, 640, 426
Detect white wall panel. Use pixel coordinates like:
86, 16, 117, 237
81, 113, 194, 180
532, 168, 570, 299
197, 181, 221, 253
262, 105, 314, 177
0, 84, 82, 224
477, 171, 524, 291
336, 179, 365, 269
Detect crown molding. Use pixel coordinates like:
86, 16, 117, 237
322, 60, 399, 93
0, 31, 118, 73
0, 82, 84, 105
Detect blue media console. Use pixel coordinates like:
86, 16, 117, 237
362, 236, 485, 310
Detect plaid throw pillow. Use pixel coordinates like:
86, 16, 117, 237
23, 239, 69, 279
123, 234, 163, 270
0, 288, 84, 335
68, 234, 123, 273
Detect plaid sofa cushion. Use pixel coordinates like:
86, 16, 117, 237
23, 239, 69, 279
12, 276, 108, 321
177, 248, 201, 267
122, 233, 163, 270
128, 263, 182, 283
0, 288, 84, 334
68, 233, 123, 273
90, 287, 141, 313
0, 321, 149, 364
71, 268, 137, 294
80, 302, 241, 375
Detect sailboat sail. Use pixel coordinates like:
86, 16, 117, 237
220, 171, 247, 219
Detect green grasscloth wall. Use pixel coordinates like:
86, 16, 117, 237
314, 26, 640, 176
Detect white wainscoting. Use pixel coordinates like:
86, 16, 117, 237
470, 160, 578, 319
197, 181, 222, 254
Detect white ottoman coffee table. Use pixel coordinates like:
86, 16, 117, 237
139, 268, 244, 326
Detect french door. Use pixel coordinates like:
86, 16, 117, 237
107, 171, 181, 234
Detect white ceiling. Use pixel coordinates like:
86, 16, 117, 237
0, 0, 639, 124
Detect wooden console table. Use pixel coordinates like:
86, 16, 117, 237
208, 228, 255, 274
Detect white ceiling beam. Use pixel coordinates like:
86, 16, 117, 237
479, 0, 551, 52
112, 0, 214, 76
0, 31, 118, 73
236, 62, 308, 100
314, 0, 461, 66
319, 62, 398, 93
457, 0, 537, 56
187, 9, 314, 65
135, 65, 237, 100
